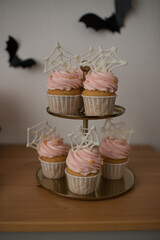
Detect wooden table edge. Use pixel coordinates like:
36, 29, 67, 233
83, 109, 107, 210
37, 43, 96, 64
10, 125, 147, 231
0, 220, 160, 232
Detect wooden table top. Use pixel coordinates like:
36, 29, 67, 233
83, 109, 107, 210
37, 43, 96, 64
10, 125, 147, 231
0, 145, 160, 232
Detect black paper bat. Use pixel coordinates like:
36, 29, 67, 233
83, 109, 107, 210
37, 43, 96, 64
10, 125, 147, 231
6, 36, 36, 68
79, 0, 132, 32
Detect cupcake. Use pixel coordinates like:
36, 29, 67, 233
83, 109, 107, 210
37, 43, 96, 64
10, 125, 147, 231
82, 70, 118, 116
80, 46, 127, 116
65, 125, 103, 195
65, 147, 103, 195
99, 137, 131, 180
44, 43, 84, 115
47, 70, 83, 115
38, 135, 69, 179
26, 121, 69, 179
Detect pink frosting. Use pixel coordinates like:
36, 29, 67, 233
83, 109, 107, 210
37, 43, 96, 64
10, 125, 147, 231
99, 137, 131, 159
38, 136, 69, 158
76, 69, 83, 80
66, 147, 103, 176
47, 71, 83, 91
83, 71, 118, 93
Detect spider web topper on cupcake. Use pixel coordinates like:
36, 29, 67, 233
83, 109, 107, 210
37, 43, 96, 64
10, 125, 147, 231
26, 121, 56, 150
44, 42, 81, 74
80, 46, 127, 73
68, 125, 99, 152
101, 119, 135, 144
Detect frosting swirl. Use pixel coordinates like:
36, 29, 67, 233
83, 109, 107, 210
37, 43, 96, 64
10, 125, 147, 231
47, 71, 83, 91
66, 147, 103, 176
99, 137, 131, 159
76, 69, 83, 80
38, 136, 69, 158
83, 71, 118, 93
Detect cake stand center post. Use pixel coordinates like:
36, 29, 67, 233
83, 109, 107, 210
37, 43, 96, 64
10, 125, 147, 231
80, 66, 90, 82
83, 119, 88, 133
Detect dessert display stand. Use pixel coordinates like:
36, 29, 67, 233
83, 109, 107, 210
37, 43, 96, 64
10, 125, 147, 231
36, 105, 136, 200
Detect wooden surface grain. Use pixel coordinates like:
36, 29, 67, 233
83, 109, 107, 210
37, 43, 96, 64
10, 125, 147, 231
0, 145, 160, 232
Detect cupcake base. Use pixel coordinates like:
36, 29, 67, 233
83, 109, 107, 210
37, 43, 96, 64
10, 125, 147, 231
39, 157, 66, 179
82, 95, 116, 116
47, 94, 82, 115
65, 168, 100, 195
102, 160, 129, 180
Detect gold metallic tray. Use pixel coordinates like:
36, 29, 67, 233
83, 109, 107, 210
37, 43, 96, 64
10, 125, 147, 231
46, 105, 125, 120
36, 167, 135, 201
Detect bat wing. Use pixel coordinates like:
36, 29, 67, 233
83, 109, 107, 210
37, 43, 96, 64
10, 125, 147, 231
115, 0, 132, 27
5, 35, 36, 68
79, 13, 107, 31
10, 56, 36, 68
105, 13, 120, 32
20, 59, 36, 68
6, 36, 18, 62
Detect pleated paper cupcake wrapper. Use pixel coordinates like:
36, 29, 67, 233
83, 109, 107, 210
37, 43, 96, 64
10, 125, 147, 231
47, 94, 82, 115
39, 158, 66, 179
65, 169, 99, 195
102, 160, 129, 180
82, 95, 116, 116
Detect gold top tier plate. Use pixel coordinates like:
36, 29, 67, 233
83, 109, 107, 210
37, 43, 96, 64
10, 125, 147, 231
47, 105, 125, 120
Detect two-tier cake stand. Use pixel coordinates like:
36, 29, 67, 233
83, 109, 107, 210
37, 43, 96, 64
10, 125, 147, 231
36, 44, 135, 200
36, 105, 135, 200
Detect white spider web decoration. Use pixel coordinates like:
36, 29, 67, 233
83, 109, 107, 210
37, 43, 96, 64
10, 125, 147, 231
26, 121, 56, 150
101, 119, 135, 144
68, 125, 99, 152
79, 45, 94, 64
80, 46, 127, 73
44, 42, 81, 74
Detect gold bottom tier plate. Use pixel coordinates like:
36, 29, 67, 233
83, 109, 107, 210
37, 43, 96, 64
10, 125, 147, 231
36, 168, 135, 201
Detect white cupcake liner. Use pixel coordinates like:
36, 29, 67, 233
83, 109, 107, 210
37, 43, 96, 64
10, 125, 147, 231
39, 158, 66, 179
47, 94, 82, 115
102, 160, 129, 180
65, 169, 99, 195
82, 95, 116, 116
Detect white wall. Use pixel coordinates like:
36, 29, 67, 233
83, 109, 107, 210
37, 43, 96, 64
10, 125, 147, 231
0, 0, 160, 153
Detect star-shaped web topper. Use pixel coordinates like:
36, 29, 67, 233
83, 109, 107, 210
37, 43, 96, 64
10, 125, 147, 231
80, 46, 127, 73
68, 125, 99, 152
101, 119, 135, 144
43, 42, 81, 74
26, 121, 56, 150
